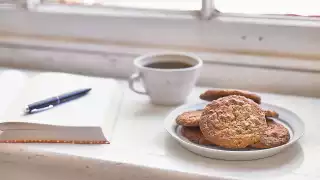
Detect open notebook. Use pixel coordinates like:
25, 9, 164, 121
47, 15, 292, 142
0, 70, 123, 144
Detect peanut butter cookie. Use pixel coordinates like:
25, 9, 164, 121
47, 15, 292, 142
199, 95, 267, 149
200, 89, 261, 104
251, 119, 290, 149
264, 110, 279, 118
181, 126, 212, 145
176, 110, 202, 127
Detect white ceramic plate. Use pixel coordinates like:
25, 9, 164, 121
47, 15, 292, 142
164, 102, 305, 161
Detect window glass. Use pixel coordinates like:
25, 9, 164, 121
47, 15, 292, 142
44, 0, 202, 11
215, 0, 320, 17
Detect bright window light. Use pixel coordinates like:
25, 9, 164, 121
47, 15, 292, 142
215, 0, 320, 17
45, 0, 202, 11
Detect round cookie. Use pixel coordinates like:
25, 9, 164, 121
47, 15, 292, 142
199, 95, 267, 149
200, 89, 261, 104
181, 126, 212, 145
264, 110, 279, 118
176, 110, 202, 127
251, 119, 290, 149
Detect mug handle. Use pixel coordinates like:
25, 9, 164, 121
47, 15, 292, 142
128, 73, 148, 95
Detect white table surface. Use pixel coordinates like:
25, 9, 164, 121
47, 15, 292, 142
0, 77, 319, 180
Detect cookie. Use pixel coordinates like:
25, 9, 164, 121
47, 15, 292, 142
176, 110, 202, 127
181, 126, 212, 145
251, 119, 290, 149
199, 95, 267, 149
264, 110, 279, 118
200, 89, 261, 104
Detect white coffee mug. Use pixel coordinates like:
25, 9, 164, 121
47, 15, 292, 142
128, 52, 203, 105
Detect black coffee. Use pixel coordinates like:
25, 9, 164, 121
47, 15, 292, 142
145, 61, 193, 69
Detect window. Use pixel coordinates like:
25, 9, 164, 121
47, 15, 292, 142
0, 0, 25, 7
0, 0, 319, 59
215, 0, 320, 17
35, 0, 320, 18
0, 0, 319, 95
43, 0, 201, 11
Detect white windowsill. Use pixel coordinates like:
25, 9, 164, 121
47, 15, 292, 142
0, 35, 320, 98
0, 78, 318, 180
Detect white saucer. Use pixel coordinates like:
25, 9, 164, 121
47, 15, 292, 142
164, 102, 305, 161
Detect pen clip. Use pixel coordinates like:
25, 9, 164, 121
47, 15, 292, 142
25, 105, 54, 114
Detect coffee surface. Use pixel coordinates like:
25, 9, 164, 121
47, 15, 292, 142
145, 61, 193, 69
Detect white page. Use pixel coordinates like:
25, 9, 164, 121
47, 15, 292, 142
2, 72, 123, 139
0, 70, 29, 118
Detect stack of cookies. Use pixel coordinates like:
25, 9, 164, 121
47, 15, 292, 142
176, 89, 290, 149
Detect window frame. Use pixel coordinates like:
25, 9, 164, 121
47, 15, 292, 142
0, 0, 320, 60
1, 0, 320, 96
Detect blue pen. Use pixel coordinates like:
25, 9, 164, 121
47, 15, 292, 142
24, 88, 91, 114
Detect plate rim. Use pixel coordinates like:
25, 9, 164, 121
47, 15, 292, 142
164, 101, 305, 154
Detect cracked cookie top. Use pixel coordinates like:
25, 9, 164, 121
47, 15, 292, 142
176, 110, 203, 127
199, 95, 267, 149
251, 119, 290, 149
199, 89, 261, 104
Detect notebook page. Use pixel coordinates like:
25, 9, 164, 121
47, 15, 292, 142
2, 72, 123, 140
0, 70, 29, 120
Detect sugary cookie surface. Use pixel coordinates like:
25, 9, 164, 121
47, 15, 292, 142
199, 95, 267, 149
